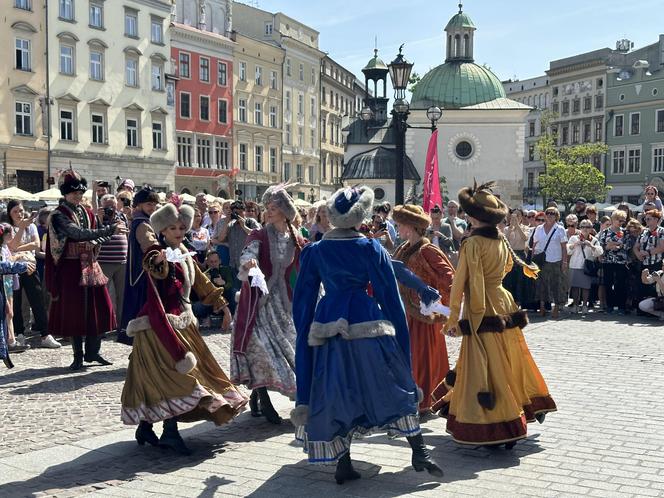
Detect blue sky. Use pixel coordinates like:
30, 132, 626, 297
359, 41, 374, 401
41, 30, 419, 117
244, 0, 664, 84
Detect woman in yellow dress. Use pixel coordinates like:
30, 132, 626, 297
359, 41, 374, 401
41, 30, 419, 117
431, 181, 556, 448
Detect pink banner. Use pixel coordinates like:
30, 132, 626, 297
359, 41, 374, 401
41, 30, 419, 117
422, 129, 442, 212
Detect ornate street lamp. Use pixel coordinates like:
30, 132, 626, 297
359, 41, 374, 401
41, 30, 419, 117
360, 106, 374, 122
388, 45, 414, 205
309, 187, 315, 203
426, 106, 443, 131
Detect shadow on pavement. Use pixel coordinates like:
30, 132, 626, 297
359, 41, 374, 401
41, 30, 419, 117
0, 366, 70, 387
9, 367, 127, 395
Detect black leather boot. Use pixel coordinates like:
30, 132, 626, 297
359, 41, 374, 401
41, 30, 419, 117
135, 421, 159, 447
407, 433, 443, 477
334, 452, 361, 485
535, 412, 546, 424
257, 387, 282, 424
84, 335, 112, 365
159, 418, 191, 455
70, 337, 85, 371
249, 390, 261, 417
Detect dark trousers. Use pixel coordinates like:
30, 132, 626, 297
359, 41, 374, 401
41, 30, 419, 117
72, 335, 101, 361
13, 272, 48, 337
603, 263, 628, 311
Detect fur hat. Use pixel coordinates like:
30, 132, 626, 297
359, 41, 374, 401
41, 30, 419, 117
327, 186, 374, 229
59, 167, 87, 195
150, 203, 194, 234
458, 180, 508, 226
393, 204, 431, 230
132, 186, 160, 208
262, 183, 297, 222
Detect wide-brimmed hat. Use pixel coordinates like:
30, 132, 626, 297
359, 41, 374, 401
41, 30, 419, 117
327, 186, 374, 229
458, 180, 508, 226
393, 204, 430, 230
150, 203, 194, 234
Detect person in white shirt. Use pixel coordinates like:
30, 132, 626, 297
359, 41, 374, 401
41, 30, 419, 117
567, 219, 603, 313
532, 207, 568, 319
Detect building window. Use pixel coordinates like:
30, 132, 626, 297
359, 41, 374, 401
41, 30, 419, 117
614, 115, 623, 137
151, 62, 163, 90
572, 124, 580, 144
125, 56, 138, 87
218, 99, 227, 124
311, 67, 316, 85
612, 150, 625, 174
180, 92, 191, 118
269, 147, 277, 173
15, 0, 31, 10
151, 17, 163, 44
14, 102, 32, 136
90, 50, 103, 81
528, 145, 535, 161
177, 135, 192, 166
284, 162, 291, 181
254, 102, 262, 125
215, 139, 229, 169
296, 164, 303, 181
285, 58, 291, 77
322, 156, 327, 180
561, 125, 569, 145
552, 102, 559, 114
270, 71, 277, 90
527, 171, 534, 188
583, 122, 591, 143
311, 97, 316, 118
264, 22, 273, 36
255, 66, 263, 86
238, 99, 246, 122
630, 113, 640, 135
595, 120, 602, 141
60, 44, 74, 74
298, 126, 303, 146
298, 93, 303, 115
200, 96, 210, 121
91, 112, 105, 144
239, 143, 247, 170
583, 96, 592, 112
126, 118, 139, 147
572, 98, 580, 114
60, 109, 74, 141
239, 61, 246, 81
285, 124, 291, 145
627, 148, 641, 174
528, 121, 535, 137
299, 63, 304, 81
152, 121, 163, 150
15, 38, 31, 71
653, 146, 664, 173
255, 145, 263, 172
310, 128, 315, 148
562, 101, 569, 115
217, 61, 227, 85
89, 2, 103, 28
657, 110, 664, 133
179, 52, 190, 78
595, 94, 603, 110
125, 9, 138, 37
199, 57, 210, 82
308, 166, 314, 184
59, 0, 74, 20
269, 106, 277, 128
197, 138, 211, 168
285, 91, 291, 111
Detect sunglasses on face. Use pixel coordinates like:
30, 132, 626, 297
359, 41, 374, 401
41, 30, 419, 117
209, 210, 219, 214
545, 212, 556, 216
536, 218, 545, 222
526, 214, 534, 218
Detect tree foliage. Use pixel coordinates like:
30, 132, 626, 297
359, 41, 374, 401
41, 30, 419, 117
535, 110, 611, 210
408, 72, 421, 95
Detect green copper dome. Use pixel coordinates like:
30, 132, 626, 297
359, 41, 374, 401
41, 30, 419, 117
445, 11, 475, 31
363, 49, 388, 71
411, 61, 506, 109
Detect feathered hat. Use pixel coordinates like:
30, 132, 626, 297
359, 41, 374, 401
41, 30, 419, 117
59, 166, 87, 195
262, 182, 297, 222
458, 180, 508, 226
327, 185, 374, 229
150, 202, 194, 234
392, 204, 431, 230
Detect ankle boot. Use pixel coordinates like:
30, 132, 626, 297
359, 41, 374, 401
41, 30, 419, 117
249, 389, 261, 417
257, 387, 282, 424
70, 337, 85, 371
334, 452, 361, 485
159, 418, 191, 455
535, 412, 546, 424
407, 433, 443, 477
135, 421, 159, 447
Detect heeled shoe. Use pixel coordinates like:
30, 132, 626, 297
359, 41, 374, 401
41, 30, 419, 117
334, 453, 361, 485
257, 387, 282, 425
70, 357, 85, 371
84, 355, 113, 366
159, 418, 191, 456
135, 421, 160, 447
249, 390, 262, 417
407, 433, 443, 477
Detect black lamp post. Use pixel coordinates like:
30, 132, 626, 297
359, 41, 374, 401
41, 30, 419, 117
309, 187, 315, 203
388, 45, 413, 205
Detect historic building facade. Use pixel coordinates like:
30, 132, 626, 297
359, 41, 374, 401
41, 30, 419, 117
230, 31, 284, 201
233, 3, 324, 200
172, 0, 235, 196
48, 0, 175, 190
1, 0, 48, 191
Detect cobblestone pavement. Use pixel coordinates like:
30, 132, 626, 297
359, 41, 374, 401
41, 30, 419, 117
1, 312, 664, 497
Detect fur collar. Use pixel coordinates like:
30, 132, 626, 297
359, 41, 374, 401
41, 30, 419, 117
322, 228, 364, 240
470, 226, 500, 240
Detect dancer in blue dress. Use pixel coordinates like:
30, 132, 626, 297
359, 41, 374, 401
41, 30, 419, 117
292, 185, 442, 484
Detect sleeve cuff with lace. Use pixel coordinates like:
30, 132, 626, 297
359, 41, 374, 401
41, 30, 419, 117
143, 249, 169, 279
237, 240, 261, 282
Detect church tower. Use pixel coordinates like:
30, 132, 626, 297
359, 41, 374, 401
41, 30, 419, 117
445, 3, 476, 62
362, 49, 390, 122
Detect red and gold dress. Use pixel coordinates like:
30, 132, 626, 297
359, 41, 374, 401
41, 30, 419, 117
394, 240, 454, 413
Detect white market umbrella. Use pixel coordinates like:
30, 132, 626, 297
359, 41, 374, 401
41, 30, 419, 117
293, 198, 311, 208
35, 188, 63, 201
83, 189, 93, 199
180, 193, 196, 204
0, 187, 36, 201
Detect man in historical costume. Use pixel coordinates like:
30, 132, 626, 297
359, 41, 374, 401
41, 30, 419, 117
117, 186, 160, 345
45, 169, 128, 370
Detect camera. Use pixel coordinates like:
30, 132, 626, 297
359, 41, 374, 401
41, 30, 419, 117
103, 207, 115, 218
378, 221, 387, 231
230, 211, 240, 221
